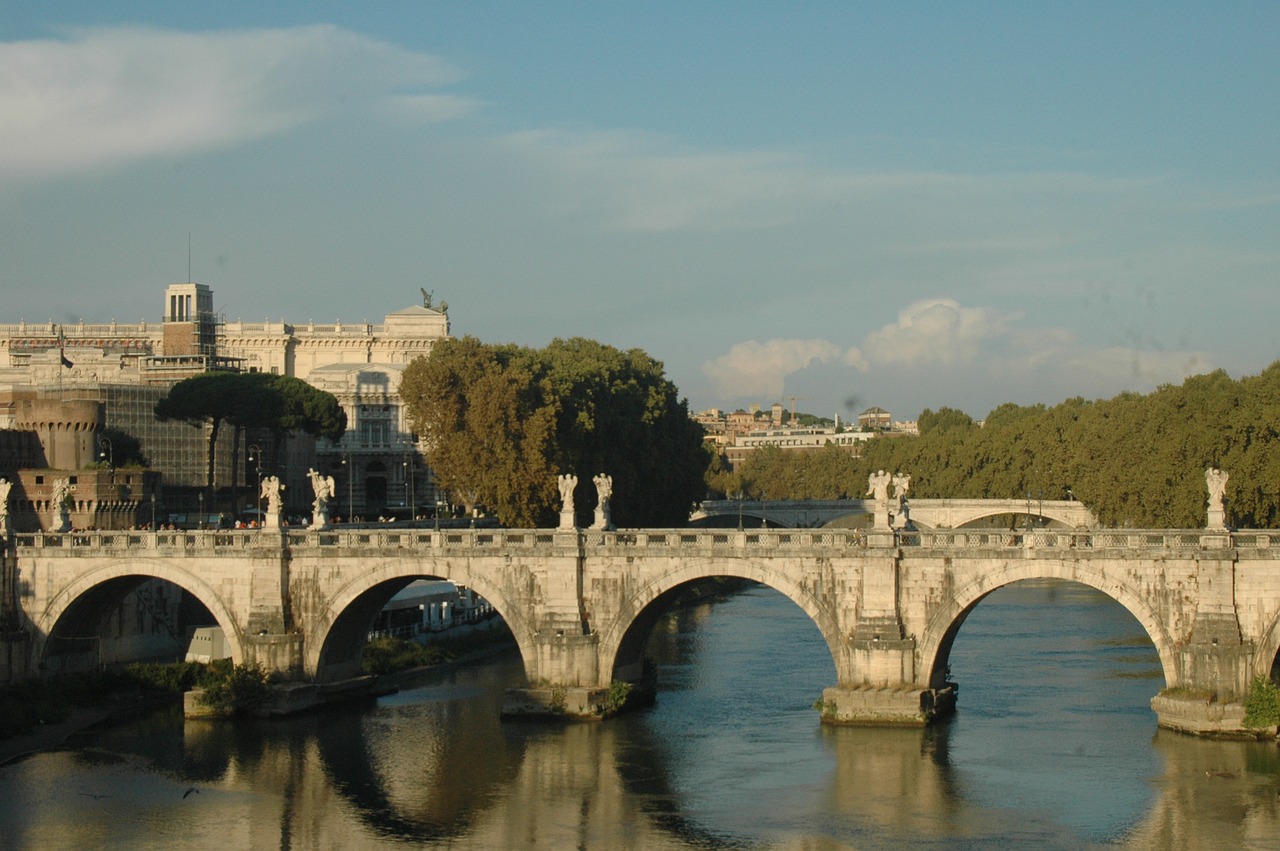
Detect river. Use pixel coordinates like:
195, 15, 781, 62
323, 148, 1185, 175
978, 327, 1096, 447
2, 580, 1279, 849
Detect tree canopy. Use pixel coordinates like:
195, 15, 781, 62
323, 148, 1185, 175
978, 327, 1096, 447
721, 362, 1280, 529
155, 371, 346, 497
400, 336, 706, 528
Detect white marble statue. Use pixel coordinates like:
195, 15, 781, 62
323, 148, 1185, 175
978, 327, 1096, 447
591, 473, 614, 531
50, 477, 72, 532
308, 467, 336, 529
261, 475, 284, 522
867, 470, 892, 506
557, 473, 578, 530
1205, 466, 1228, 529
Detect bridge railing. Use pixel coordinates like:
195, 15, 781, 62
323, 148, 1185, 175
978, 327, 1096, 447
8, 526, 1272, 554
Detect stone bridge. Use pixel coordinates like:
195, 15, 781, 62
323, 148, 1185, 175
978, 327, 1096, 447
5, 523, 1280, 736
692, 498, 1098, 529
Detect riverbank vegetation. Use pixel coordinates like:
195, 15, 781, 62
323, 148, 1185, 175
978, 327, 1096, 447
0, 660, 238, 740
711, 363, 1280, 529
362, 622, 514, 676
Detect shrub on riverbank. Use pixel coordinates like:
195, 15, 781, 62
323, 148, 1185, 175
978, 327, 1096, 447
363, 624, 513, 676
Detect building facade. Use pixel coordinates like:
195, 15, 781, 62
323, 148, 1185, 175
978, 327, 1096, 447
0, 283, 451, 524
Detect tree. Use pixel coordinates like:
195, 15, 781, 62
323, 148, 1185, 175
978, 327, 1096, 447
400, 336, 706, 528
155, 372, 345, 506
155, 372, 281, 500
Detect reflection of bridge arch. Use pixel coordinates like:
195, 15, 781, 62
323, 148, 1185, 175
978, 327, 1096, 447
302, 556, 527, 684
597, 559, 843, 685
31, 559, 243, 671
917, 564, 1178, 692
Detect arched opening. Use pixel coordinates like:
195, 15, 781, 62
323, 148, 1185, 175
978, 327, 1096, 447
927, 579, 1165, 839
315, 575, 511, 683
41, 575, 222, 676
608, 579, 838, 842
609, 577, 836, 707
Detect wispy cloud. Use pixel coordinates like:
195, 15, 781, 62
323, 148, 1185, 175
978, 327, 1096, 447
0, 25, 474, 178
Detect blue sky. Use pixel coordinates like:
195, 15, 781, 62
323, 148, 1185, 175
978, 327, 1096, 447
3, 3, 1278, 421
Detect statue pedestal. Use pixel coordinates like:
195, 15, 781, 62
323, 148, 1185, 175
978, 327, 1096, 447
558, 510, 576, 531
309, 510, 330, 531
1206, 508, 1226, 530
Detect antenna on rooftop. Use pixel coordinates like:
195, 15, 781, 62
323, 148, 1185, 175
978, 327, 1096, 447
187, 232, 192, 283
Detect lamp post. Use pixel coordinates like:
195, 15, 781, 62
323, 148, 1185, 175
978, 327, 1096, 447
733, 490, 743, 531
340, 451, 354, 523
150, 493, 156, 530
402, 442, 417, 519
248, 443, 263, 523
198, 491, 204, 530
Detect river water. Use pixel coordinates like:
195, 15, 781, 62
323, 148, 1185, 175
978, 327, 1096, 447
3, 580, 1279, 850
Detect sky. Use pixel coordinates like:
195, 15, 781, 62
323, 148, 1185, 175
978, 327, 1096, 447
2, 3, 1278, 422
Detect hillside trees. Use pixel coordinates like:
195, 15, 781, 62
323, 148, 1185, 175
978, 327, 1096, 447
400, 336, 706, 528
726, 362, 1280, 529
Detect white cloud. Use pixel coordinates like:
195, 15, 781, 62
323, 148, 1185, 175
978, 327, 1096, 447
860, 299, 1020, 368
0, 25, 474, 178
700, 297, 1214, 412
702, 338, 845, 399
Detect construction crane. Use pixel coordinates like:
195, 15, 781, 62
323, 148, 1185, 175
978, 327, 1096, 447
786, 396, 809, 422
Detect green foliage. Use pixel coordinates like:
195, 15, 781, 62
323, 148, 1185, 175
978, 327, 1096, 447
917, 407, 975, 435
196, 661, 272, 716
362, 625, 513, 675
603, 680, 633, 715
363, 637, 446, 674
1243, 675, 1280, 730
730, 362, 1280, 529
401, 336, 706, 528
156, 372, 345, 502
126, 660, 209, 692
270, 374, 348, 442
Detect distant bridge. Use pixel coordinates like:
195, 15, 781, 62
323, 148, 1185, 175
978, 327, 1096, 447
5, 521, 1278, 736
692, 498, 1098, 529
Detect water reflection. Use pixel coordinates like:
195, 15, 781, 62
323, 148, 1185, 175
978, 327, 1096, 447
2, 582, 1279, 849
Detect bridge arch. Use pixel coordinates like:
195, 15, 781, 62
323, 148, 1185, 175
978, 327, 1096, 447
1254, 611, 1280, 683
31, 559, 244, 673
595, 559, 842, 686
916, 562, 1178, 693
303, 557, 528, 683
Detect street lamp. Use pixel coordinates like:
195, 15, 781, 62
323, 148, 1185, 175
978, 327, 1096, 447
248, 443, 264, 523
340, 451, 354, 523
198, 491, 204, 530
150, 492, 156, 530
733, 490, 744, 531
402, 442, 417, 518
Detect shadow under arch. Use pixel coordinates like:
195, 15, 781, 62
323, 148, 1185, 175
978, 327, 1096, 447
306, 560, 525, 684
597, 560, 842, 687
31, 559, 243, 674
917, 565, 1177, 693
1253, 609, 1280, 683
